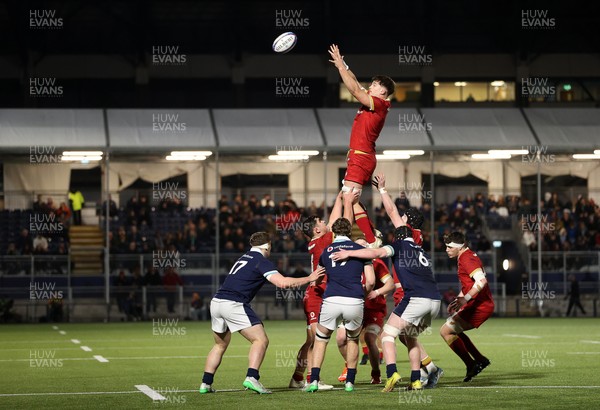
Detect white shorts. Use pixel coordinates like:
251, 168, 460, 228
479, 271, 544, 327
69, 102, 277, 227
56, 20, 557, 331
393, 297, 440, 328
210, 298, 262, 333
319, 296, 364, 332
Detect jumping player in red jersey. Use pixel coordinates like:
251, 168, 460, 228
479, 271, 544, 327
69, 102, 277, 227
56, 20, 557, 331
328, 44, 395, 244
288, 191, 357, 389
441, 231, 493, 382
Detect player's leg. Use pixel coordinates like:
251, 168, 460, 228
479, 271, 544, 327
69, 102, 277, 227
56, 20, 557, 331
360, 327, 370, 364
239, 324, 272, 393
441, 314, 480, 382
380, 312, 405, 392
341, 301, 365, 392
305, 323, 333, 392
336, 325, 349, 382
353, 201, 377, 243
200, 330, 231, 393
364, 324, 382, 383
289, 326, 312, 388
403, 334, 423, 389
344, 326, 362, 391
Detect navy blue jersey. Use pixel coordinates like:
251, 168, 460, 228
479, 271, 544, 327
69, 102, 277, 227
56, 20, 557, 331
214, 250, 278, 304
384, 239, 440, 300
319, 236, 372, 299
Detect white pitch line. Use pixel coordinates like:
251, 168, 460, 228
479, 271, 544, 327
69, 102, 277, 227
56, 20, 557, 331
71, 339, 80, 344
58, 331, 66, 335
0, 391, 141, 398
502, 334, 541, 339
443, 386, 600, 389
0, 355, 246, 363
52, 326, 58, 330
581, 340, 600, 344
134, 385, 166, 401
81, 346, 92, 352
2, 385, 600, 398
567, 352, 600, 355
93, 355, 109, 363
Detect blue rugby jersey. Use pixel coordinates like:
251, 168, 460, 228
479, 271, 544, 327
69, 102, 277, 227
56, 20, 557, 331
383, 239, 441, 300
214, 249, 278, 304
319, 236, 372, 300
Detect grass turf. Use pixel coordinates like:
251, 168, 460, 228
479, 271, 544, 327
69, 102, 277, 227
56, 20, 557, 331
1, 318, 599, 409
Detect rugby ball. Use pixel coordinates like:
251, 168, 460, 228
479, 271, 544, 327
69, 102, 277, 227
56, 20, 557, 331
272, 32, 297, 53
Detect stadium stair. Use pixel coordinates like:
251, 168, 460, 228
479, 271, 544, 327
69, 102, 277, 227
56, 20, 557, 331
69, 225, 104, 275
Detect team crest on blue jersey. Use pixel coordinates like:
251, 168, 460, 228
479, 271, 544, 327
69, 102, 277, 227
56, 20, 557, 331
327, 246, 333, 252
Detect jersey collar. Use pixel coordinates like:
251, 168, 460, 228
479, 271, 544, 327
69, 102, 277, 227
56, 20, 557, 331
333, 235, 351, 242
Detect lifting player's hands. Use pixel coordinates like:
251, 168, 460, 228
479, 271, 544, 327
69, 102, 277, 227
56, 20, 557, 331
331, 250, 350, 262
328, 44, 346, 70
342, 189, 360, 204
307, 266, 326, 286
447, 298, 459, 314
366, 290, 381, 300
373, 173, 386, 191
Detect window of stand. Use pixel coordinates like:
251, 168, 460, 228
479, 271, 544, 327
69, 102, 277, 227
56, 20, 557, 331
434, 81, 515, 102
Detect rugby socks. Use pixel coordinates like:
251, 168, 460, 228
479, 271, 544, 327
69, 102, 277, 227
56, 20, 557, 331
292, 371, 304, 382
458, 333, 486, 362
411, 370, 421, 383
386, 364, 398, 378
362, 345, 369, 355
421, 355, 437, 373
246, 368, 260, 380
310, 368, 321, 383
346, 368, 357, 384
202, 372, 214, 385
449, 338, 476, 368
355, 211, 376, 243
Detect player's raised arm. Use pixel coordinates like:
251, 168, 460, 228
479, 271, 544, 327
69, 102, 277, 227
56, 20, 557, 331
328, 44, 371, 108
373, 173, 404, 228
267, 266, 325, 289
327, 191, 343, 229
332, 246, 390, 261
